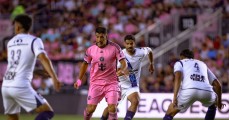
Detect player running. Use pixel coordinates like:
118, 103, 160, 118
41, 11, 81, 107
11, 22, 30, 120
74, 27, 128, 120
101, 34, 154, 120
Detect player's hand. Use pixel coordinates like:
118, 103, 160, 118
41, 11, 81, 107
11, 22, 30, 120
53, 79, 61, 92
74, 79, 82, 89
116, 70, 125, 76
116, 69, 129, 77
217, 102, 226, 110
149, 63, 154, 74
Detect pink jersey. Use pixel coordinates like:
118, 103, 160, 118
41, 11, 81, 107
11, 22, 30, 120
84, 41, 125, 85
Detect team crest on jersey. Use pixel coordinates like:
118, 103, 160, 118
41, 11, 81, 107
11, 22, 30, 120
14, 39, 23, 43
100, 57, 104, 61
98, 56, 106, 71
88, 96, 91, 100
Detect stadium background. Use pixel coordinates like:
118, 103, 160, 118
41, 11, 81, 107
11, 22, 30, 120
0, 0, 228, 119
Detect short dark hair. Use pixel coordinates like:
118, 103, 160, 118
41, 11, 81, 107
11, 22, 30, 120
124, 35, 135, 42
180, 49, 194, 59
13, 14, 32, 32
95, 27, 107, 34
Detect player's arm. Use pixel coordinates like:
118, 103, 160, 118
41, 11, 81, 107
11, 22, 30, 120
212, 79, 223, 109
147, 48, 154, 74
208, 68, 224, 109
74, 61, 88, 89
173, 71, 182, 106
75, 47, 91, 89
78, 61, 88, 80
38, 53, 61, 91
116, 58, 128, 76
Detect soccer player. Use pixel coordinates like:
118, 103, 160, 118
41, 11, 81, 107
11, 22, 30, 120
101, 35, 154, 120
163, 49, 225, 120
1, 14, 61, 120
74, 27, 128, 120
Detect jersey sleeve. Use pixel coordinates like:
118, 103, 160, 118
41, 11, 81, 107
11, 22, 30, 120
84, 48, 92, 63
117, 61, 121, 69
33, 38, 46, 57
141, 47, 152, 58
116, 46, 125, 61
207, 68, 217, 84
174, 61, 183, 73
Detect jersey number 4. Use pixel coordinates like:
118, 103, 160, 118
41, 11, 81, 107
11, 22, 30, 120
194, 63, 200, 72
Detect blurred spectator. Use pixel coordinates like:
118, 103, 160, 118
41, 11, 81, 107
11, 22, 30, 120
37, 78, 52, 95
10, 5, 25, 20
32, 69, 53, 95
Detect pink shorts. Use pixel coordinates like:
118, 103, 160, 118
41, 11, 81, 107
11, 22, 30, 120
87, 83, 120, 105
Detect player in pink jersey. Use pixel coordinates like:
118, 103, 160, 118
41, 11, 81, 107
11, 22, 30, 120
74, 27, 127, 120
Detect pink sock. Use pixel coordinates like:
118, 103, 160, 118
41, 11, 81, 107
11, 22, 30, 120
84, 109, 92, 120
108, 112, 118, 120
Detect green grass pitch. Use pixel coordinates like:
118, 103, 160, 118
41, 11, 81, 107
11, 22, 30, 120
0, 114, 227, 120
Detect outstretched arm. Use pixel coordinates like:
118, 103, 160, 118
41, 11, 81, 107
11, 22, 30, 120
74, 61, 88, 89
38, 53, 61, 92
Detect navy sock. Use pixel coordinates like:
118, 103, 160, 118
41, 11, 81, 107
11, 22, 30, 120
35, 111, 54, 120
100, 115, 108, 120
124, 110, 135, 120
163, 114, 173, 120
205, 104, 216, 120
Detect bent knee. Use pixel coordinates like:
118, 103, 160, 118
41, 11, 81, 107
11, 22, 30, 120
35, 103, 53, 113
87, 105, 97, 113
108, 104, 117, 113
130, 99, 139, 106
166, 103, 179, 117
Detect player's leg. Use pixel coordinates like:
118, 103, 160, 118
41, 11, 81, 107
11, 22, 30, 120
101, 85, 121, 120
34, 102, 54, 120
29, 88, 54, 120
2, 87, 21, 120
107, 104, 118, 120
163, 89, 195, 120
10, 86, 54, 120
84, 104, 97, 120
124, 92, 140, 120
200, 90, 217, 120
205, 104, 217, 120
101, 106, 109, 120
85, 84, 104, 120
163, 103, 180, 120
105, 84, 120, 120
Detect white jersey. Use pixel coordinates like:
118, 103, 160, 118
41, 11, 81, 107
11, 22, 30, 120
2, 33, 46, 87
174, 59, 216, 91
118, 47, 151, 88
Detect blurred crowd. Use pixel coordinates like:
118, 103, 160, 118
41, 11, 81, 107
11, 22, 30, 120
0, 0, 228, 94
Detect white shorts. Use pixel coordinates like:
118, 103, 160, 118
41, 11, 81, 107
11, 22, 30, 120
177, 89, 216, 112
1, 86, 47, 114
119, 86, 140, 104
